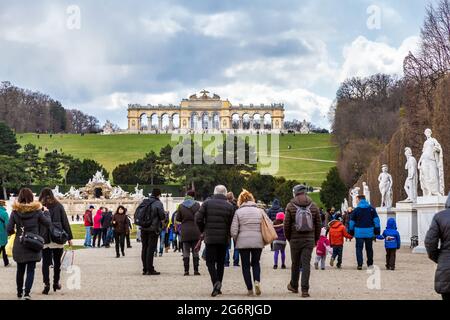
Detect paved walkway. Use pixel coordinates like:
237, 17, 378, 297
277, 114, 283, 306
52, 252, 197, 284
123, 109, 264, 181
0, 240, 440, 300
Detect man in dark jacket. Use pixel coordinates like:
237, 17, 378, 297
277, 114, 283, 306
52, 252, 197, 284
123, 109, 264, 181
101, 209, 113, 248
195, 185, 235, 297
140, 188, 166, 275
267, 198, 283, 221
284, 185, 321, 298
425, 193, 450, 300
349, 195, 380, 270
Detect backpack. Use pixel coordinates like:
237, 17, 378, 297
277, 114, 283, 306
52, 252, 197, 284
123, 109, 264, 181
293, 203, 313, 232
134, 200, 154, 228
50, 222, 69, 245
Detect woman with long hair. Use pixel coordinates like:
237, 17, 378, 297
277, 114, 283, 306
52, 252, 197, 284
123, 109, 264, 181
39, 187, 73, 295
7, 188, 51, 299
112, 206, 129, 258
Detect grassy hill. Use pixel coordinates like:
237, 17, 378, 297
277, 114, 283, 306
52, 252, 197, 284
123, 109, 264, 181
18, 133, 337, 187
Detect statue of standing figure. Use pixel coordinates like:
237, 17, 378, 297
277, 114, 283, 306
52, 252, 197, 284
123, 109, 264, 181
404, 147, 418, 202
378, 164, 393, 208
362, 182, 371, 204
418, 128, 444, 196
350, 187, 360, 208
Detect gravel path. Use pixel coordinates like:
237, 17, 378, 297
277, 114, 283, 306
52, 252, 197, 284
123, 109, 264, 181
0, 240, 440, 300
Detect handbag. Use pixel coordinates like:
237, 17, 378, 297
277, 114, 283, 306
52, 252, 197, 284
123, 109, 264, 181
50, 223, 69, 245
17, 215, 44, 252
260, 212, 278, 245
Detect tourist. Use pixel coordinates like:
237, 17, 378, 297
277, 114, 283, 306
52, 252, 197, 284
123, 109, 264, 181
38, 188, 73, 295
324, 207, 335, 232
342, 207, 353, 241
83, 205, 94, 247
348, 195, 381, 270
7, 188, 52, 300
140, 188, 165, 275
225, 192, 239, 267
267, 198, 283, 221
328, 218, 352, 269
273, 212, 286, 269
230, 189, 264, 296
175, 190, 201, 276
126, 214, 133, 249
92, 207, 103, 248
284, 184, 321, 298
76, 214, 80, 222
112, 206, 129, 258
101, 208, 113, 248
155, 211, 168, 257
319, 207, 325, 227
315, 228, 332, 270
196, 185, 235, 297
376, 218, 401, 270
425, 193, 450, 301
0, 200, 10, 267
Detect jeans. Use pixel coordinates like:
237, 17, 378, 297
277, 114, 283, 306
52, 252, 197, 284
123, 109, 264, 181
332, 246, 343, 266
315, 255, 326, 269
17, 262, 36, 295
106, 228, 114, 245
92, 228, 102, 247
239, 248, 262, 290
84, 226, 92, 246
42, 248, 64, 286
355, 238, 374, 267
225, 239, 239, 266
1, 245, 9, 266
141, 231, 159, 273
126, 233, 131, 248
385, 248, 396, 269
115, 232, 126, 256
157, 229, 166, 255
290, 242, 314, 291
205, 244, 227, 286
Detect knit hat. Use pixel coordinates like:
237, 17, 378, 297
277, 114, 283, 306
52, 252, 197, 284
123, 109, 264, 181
276, 212, 285, 221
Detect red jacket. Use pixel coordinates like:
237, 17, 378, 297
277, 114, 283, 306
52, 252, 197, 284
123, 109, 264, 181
84, 210, 93, 227
328, 220, 352, 246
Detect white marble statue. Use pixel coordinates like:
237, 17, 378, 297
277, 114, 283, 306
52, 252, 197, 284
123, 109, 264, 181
341, 198, 349, 212
350, 187, 360, 208
378, 164, 393, 208
52, 186, 65, 199
92, 171, 106, 184
418, 128, 444, 196
362, 182, 371, 204
403, 147, 418, 202
110, 186, 128, 199
66, 186, 82, 199
131, 184, 145, 200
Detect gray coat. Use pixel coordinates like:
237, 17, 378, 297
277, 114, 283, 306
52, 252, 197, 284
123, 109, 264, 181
230, 201, 264, 249
7, 201, 52, 264
425, 195, 450, 294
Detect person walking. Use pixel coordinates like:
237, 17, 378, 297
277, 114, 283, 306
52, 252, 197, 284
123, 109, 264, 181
0, 200, 10, 267
377, 218, 400, 270
38, 188, 73, 295
112, 206, 129, 258
284, 184, 321, 298
7, 188, 51, 299
126, 214, 133, 249
225, 192, 239, 267
83, 205, 94, 247
140, 188, 165, 275
92, 207, 103, 248
230, 190, 265, 296
425, 193, 450, 301
176, 190, 201, 276
342, 207, 353, 242
273, 212, 287, 269
196, 185, 235, 297
101, 208, 113, 248
348, 195, 381, 270
267, 198, 283, 222
328, 219, 352, 268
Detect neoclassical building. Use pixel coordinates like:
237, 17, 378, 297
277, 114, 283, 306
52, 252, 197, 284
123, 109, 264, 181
127, 90, 285, 133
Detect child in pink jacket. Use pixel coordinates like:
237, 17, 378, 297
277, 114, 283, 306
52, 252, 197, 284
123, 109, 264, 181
315, 227, 332, 270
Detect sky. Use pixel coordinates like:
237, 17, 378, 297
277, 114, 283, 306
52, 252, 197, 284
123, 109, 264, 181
0, 0, 431, 129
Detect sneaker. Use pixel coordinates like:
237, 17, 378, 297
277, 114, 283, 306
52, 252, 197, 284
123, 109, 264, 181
17, 292, 23, 299
301, 291, 310, 298
287, 283, 298, 294
254, 281, 261, 296
314, 262, 318, 270
148, 270, 161, 275
330, 257, 335, 267
281, 264, 286, 269
23, 294, 32, 300
273, 265, 278, 270
357, 266, 362, 270
211, 281, 221, 297
159, 253, 163, 257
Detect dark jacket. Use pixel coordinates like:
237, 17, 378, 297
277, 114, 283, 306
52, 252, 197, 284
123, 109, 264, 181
140, 196, 165, 233
112, 212, 130, 234
377, 218, 400, 249
267, 198, 283, 221
349, 199, 380, 238
195, 194, 235, 245
40, 201, 73, 244
273, 219, 286, 242
284, 193, 321, 247
101, 211, 113, 229
425, 196, 450, 294
176, 197, 201, 243
7, 201, 52, 264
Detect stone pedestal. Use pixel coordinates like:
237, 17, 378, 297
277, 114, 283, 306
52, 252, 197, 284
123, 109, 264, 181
376, 207, 395, 231
394, 201, 417, 246
412, 195, 447, 253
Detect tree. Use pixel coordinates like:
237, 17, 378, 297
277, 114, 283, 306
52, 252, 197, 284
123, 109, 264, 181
138, 151, 159, 185
42, 152, 64, 185
274, 178, 300, 208
0, 122, 20, 156
20, 143, 44, 184
0, 155, 27, 199
320, 167, 347, 211
67, 159, 109, 185
245, 173, 276, 204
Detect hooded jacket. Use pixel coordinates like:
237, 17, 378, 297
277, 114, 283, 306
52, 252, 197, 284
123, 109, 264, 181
230, 201, 264, 249
93, 210, 103, 229
328, 220, 352, 246
377, 218, 401, 249
349, 199, 380, 238
112, 210, 130, 234
0, 206, 9, 246
6, 201, 51, 263
316, 228, 331, 256
267, 199, 283, 221
425, 194, 450, 294
175, 196, 201, 242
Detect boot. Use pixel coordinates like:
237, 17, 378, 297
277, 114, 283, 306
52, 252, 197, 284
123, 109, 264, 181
193, 257, 200, 275
42, 284, 50, 295
183, 257, 190, 276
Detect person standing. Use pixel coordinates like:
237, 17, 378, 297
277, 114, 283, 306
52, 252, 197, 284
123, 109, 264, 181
112, 206, 129, 258
425, 193, 450, 300
0, 200, 10, 267
196, 185, 234, 297
284, 185, 321, 298
92, 208, 103, 248
349, 195, 380, 270
7, 188, 51, 299
342, 207, 353, 242
225, 192, 239, 267
273, 212, 287, 269
230, 190, 264, 296
267, 198, 283, 221
140, 188, 165, 275
377, 218, 400, 270
176, 190, 201, 276
38, 188, 73, 295
126, 214, 133, 249
83, 206, 94, 247
101, 208, 113, 248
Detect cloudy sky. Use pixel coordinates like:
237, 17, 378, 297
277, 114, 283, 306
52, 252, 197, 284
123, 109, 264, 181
0, 0, 429, 129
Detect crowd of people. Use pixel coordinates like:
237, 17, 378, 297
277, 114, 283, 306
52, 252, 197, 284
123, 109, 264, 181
0, 184, 449, 300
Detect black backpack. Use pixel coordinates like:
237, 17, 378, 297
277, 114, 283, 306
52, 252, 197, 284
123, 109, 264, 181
134, 199, 154, 228
50, 223, 69, 245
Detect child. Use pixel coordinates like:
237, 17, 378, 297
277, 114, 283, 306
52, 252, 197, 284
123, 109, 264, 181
377, 218, 401, 270
315, 228, 332, 270
273, 212, 286, 269
328, 219, 353, 268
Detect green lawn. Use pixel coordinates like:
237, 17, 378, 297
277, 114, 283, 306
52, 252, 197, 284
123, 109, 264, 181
18, 133, 337, 187
69, 223, 137, 240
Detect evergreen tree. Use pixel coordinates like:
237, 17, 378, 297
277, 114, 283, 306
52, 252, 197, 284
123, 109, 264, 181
320, 167, 347, 210
0, 122, 20, 156
66, 159, 109, 185
20, 143, 43, 184
0, 155, 27, 199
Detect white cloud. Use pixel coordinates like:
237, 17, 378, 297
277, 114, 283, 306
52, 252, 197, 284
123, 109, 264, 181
140, 17, 185, 36
193, 11, 249, 38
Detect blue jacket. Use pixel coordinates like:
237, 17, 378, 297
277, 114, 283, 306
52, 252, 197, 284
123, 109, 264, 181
377, 218, 401, 249
349, 199, 380, 238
